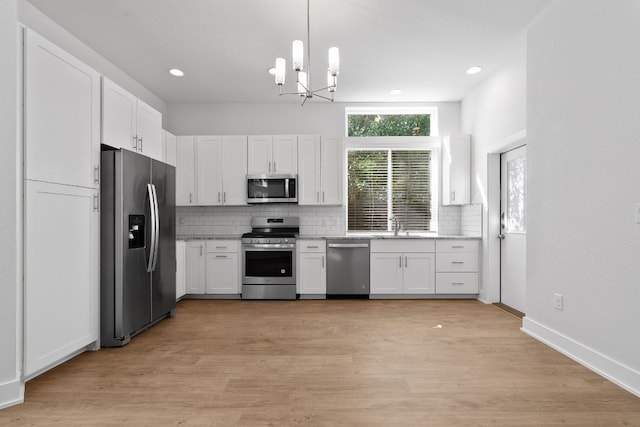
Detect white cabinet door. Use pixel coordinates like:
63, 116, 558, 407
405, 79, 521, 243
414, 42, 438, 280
442, 134, 470, 205
136, 99, 163, 161
176, 240, 186, 300
24, 181, 99, 376
247, 135, 272, 174
205, 253, 239, 294
176, 136, 196, 205
25, 29, 100, 189
196, 136, 223, 205
370, 253, 403, 294
299, 252, 326, 294
185, 241, 206, 294
163, 130, 177, 166
320, 136, 343, 205
101, 77, 136, 151
272, 135, 298, 174
297, 135, 321, 205
403, 252, 435, 294
221, 136, 248, 205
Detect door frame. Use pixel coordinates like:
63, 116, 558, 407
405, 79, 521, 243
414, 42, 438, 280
483, 130, 526, 304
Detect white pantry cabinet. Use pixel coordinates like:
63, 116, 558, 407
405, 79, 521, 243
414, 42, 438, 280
297, 135, 343, 205
24, 29, 100, 189
205, 240, 240, 294
102, 77, 163, 161
370, 240, 435, 295
177, 135, 247, 206
163, 130, 177, 167
24, 181, 99, 376
185, 241, 206, 294
442, 134, 470, 205
176, 240, 186, 300
297, 240, 327, 297
248, 135, 298, 174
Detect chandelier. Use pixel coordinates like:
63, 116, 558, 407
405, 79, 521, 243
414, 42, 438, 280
271, 0, 340, 105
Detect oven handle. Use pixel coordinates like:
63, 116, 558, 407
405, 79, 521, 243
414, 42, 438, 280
243, 243, 296, 249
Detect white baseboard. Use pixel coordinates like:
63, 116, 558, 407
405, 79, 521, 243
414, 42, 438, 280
522, 317, 640, 398
0, 377, 24, 409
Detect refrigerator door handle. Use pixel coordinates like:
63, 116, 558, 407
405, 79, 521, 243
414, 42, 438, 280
151, 184, 160, 272
146, 184, 157, 272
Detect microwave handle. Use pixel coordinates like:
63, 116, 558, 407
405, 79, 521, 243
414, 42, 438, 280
285, 178, 289, 199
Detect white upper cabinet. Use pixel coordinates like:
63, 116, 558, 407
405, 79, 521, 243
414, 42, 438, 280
442, 134, 470, 205
248, 135, 298, 174
177, 135, 248, 206
176, 136, 197, 205
163, 130, 177, 167
298, 135, 342, 205
102, 77, 162, 161
24, 29, 100, 189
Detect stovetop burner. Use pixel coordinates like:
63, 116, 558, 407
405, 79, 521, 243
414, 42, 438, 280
242, 216, 300, 244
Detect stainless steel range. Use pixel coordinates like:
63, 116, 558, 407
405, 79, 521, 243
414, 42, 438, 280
241, 217, 299, 300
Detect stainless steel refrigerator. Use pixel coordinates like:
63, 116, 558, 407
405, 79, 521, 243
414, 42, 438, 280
100, 147, 176, 347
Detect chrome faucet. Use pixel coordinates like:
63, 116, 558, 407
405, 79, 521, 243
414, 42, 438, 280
390, 216, 402, 236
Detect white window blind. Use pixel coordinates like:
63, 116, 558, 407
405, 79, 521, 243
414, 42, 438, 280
347, 150, 431, 231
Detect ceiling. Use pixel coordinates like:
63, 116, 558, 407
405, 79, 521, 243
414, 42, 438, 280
27, 0, 552, 104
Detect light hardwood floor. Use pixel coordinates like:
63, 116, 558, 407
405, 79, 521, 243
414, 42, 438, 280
2, 299, 639, 426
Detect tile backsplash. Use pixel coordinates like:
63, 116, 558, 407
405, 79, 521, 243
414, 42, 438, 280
176, 203, 482, 238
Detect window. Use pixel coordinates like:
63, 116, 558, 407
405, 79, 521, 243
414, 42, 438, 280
345, 107, 439, 233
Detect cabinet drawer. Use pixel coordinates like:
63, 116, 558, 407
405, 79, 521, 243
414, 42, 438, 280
206, 240, 239, 253
436, 240, 479, 252
436, 272, 478, 294
436, 252, 478, 272
298, 240, 326, 253
370, 239, 435, 253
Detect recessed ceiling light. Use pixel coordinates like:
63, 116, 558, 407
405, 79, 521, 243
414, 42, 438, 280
389, 89, 402, 95
267, 67, 276, 76
169, 68, 185, 77
466, 66, 483, 75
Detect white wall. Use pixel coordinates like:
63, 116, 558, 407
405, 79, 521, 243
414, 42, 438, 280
0, 0, 22, 409
166, 102, 460, 137
461, 45, 527, 302
523, 0, 640, 395
17, 0, 167, 121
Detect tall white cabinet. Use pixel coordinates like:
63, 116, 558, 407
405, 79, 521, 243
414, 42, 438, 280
442, 134, 471, 205
297, 135, 343, 205
23, 29, 100, 376
101, 77, 163, 161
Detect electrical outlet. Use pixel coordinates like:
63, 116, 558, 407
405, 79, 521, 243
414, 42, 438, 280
554, 293, 563, 311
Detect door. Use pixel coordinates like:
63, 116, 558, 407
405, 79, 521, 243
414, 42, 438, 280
120, 150, 153, 337
500, 145, 527, 313
196, 136, 223, 205
205, 253, 239, 294
297, 135, 321, 205
403, 253, 435, 294
272, 135, 298, 174
369, 253, 402, 294
247, 135, 272, 174
320, 136, 343, 205
221, 136, 248, 205
151, 159, 176, 321
176, 136, 196, 205
185, 242, 205, 294
101, 78, 136, 151
136, 100, 163, 161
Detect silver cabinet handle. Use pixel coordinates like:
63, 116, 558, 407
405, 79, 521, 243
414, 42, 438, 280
189, 193, 193, 204
307, 245, 319, 249
322, 255, 325, 268
223, 192, 226, 203
93, 193, 99, 212
93, 166, 100, 184
215, 255, 227, 258
451, 191, 455, 202
200, 245, 203, 256
218, 192, 221, 203
322, 191, 325, 203
273, 161, 277, 172
452, 282, 465, 285
132, 135, 138, 150
452, 245, 464, 249
317, 191, 320, 202
399, 255, 402, 268
452, 261, 465, 264
405, 256, 407, 268
215, 246, 228, 250
138, 136, 143, 152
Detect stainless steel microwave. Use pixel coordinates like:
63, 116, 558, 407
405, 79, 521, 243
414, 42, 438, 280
247, 174, 297, 203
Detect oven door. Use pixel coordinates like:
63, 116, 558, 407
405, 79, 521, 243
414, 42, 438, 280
242, 243, 296, 285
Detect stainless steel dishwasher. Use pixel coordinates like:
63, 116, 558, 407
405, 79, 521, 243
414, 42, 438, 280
326, 239, 370, 297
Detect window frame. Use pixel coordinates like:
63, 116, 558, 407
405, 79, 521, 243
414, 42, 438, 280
344, 136, 440, 233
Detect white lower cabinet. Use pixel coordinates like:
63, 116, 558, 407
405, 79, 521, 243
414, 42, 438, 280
297, 240, 327, 297
176, 240, 186, 300
24, 180, 99, 376
205, 240, 240, 294
185, 241, 206, 294
370, 240, 435, 295
435, 240, 479, 294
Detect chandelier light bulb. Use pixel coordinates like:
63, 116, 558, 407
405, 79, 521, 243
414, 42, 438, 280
275, 58, 286, 85
328, 47, 340, 76
292, 40, 304, 71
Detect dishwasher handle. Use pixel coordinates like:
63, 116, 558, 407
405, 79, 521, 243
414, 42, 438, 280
328, 243, 369, 248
